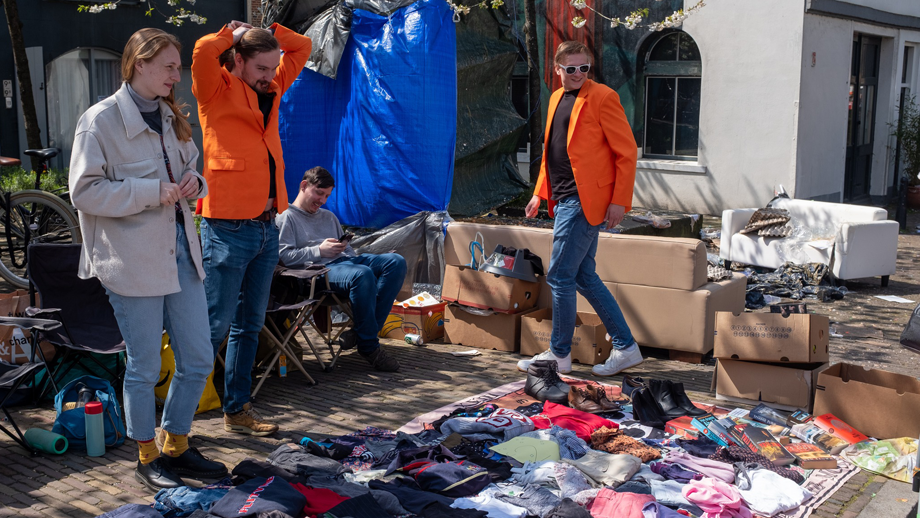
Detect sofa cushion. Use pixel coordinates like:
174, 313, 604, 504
771, 198, 886, 233
729, 233, 834, 270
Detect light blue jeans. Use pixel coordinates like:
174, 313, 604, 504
105, 222, 213, 442
325, 253, 407, 355
548, 196, 635, 357
200, 217, 278, 414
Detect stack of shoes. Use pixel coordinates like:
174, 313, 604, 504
568, 385, 622, 414
524, 360, 571, 405
624, 376, 706, 428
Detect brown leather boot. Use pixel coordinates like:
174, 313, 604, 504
585, 385, 622, 412
568, 386, 604, 413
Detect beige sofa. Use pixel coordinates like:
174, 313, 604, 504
443, 222, 746, 359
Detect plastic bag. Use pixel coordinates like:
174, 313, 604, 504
632, 211, 671, 229
155, 334, 221, 415
900, 301, 920, 354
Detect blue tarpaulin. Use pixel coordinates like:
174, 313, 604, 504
279, 0, 457, 229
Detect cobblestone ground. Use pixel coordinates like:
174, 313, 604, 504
2, 211, 920, 517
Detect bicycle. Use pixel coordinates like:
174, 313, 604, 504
0, 148, 81, 289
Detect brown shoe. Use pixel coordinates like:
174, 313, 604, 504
586, 385, 623, 412
568, 386, 604, 414
224, 403, 279, 436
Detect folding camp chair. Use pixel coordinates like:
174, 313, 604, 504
250, 265, 329, 398
0, 316, 62, 454
25, 243, 126, 396
298, 272, 356, 373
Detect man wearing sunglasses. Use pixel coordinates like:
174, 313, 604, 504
517, 41, 642, 378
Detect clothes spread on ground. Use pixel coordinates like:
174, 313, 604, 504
562, 450, 642, 487
586, 488, 656, 518
535, 402, 619, 442
439, 407, 536, 440
710, 445, 805, 485
733, 463, 812, 517
208, 477, 306, 518
681, 477, 753, 518
591, 426, 662, 462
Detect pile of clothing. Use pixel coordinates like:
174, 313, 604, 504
97, 390, 816, 518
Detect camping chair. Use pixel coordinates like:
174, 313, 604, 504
25, 243, 126, 397
250, 265, 329, 398
298, 271, 356, 373
0, 316, 61, 454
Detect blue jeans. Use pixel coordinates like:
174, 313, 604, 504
548, 196, 634, 356
153, 485, 230, 517
326, 253, 407, 354
201, 217, 279, 414
105, 222, 213, 442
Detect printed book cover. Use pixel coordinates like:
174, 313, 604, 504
814, 414, 869, 444
743, 426, 796, 466
785, 442, 838, 469
790, 422, 848, 455
691, 413, 729, 447
665, 416, 699, 439
749, 403, 791, 428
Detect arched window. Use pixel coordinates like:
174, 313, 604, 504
643, 32, 702, 159
46, 48, 122, 169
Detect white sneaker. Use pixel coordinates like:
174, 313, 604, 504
592, 343, 643, 377
517, 349, 572, 374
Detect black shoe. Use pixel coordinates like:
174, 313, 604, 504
362, 346, 400, 372
649, 379, 686, 420
135, 458, 184, 492
670, 381, 707, 417
525, 360, 570, 405
631, 388, 667, 429
622, 375, 648, 400
338, 329, 358, 350
160, 447, 229, 479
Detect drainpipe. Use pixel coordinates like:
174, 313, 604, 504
895, 93, 907, 231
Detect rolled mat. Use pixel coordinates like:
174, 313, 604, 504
24, 428, 68, 454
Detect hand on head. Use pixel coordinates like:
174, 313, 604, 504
228, 20, 253, 44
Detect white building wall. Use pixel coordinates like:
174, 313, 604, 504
632, 0, 806, 215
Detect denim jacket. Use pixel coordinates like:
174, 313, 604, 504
69, 82, 207, 296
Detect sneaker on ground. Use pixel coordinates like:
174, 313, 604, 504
517, 349, 572, 374
362, 346, 400, 372
591, 343, 643, 377
224, 403, 279, 436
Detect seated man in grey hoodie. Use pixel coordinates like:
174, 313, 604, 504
276, 166, 406, 372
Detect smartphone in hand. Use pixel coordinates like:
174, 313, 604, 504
339, 232, 354, 244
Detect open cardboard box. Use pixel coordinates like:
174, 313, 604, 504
520, 308, 613, 365
379, 302, 446, 342
712, 358, 829, 412
814, 362, 920, 439
714, 312, 829, 363
441, 265, 540, 314
443, 305, 538, 352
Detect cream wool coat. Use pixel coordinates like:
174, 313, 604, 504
69, 83, 207, 297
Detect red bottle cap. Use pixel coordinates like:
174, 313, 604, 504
84, 401, 103, 415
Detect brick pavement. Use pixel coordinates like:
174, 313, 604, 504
2, 210, 920, 517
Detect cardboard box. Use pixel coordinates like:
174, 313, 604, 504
441, 265, 540, 314
379, 302, 446, 342
712, 359, 829, 412
520, 308, 613, 365
714, 312, 829, 363
443, 305, 537, 352
813, 362, 920, 440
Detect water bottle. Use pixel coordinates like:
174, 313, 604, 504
84, 401, 105, 457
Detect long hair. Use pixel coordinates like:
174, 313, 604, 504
221, 28, 280, 72
121, 28, 192, 142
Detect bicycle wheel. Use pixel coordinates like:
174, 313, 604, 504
0, 190, 81, 289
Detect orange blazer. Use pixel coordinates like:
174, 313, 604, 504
533, 79, 637, 226
192, 24, 311, 219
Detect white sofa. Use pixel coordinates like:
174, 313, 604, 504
720, 198, 898, 286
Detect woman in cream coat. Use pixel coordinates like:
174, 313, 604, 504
69, 28, 226, 491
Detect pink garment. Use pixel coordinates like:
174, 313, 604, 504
586, 488, 655, 518
534, 401, 618, 442
682, 478, 753, 518
665, 450, 734, 484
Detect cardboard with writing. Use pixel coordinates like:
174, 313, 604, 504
520, 308, 613, 365
714, 312, 829, 363
442, 265, 540, 314
444, 305, 538, 352
813, 362, 920, 440
379, 302, 446, 342
0, 289, 54, 364
712, 359, 828, 412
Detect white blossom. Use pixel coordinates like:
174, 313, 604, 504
187, 0, 196, 4
189, 14, 200, 23
571, 0, 587, 10
572, 15, 586, 28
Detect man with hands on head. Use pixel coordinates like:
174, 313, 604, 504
517, 41, 643, 378
192, 19, 311, 436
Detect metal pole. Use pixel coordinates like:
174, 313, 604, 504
895, 88, 908, 230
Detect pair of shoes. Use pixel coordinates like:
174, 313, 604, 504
161, 447, 229, 479
135, 458, 183, 491
587, 385, 622, 412
362, 346, 400, 372
569, 384, 622, 413
524, 360, 570, 405
517, 349, 572, 374
630, 378, 706, 428
592, 343, 643, 377
621, 374, 648, 399
337, 329, 358, 350
224, 403, 279, 436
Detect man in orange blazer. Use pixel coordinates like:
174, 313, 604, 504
192, 20, 311, 436
517, 41, 643, 377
